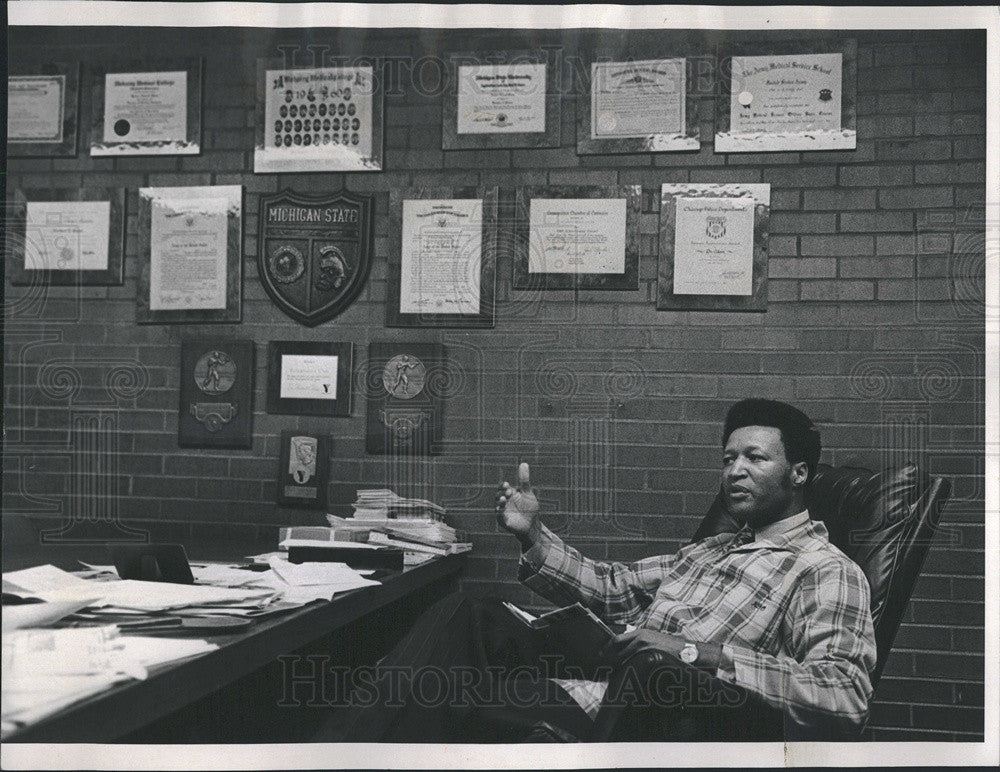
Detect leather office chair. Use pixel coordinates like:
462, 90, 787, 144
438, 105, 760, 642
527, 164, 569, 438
589, 463, 951, 742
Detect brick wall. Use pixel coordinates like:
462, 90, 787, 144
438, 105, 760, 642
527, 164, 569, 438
3, 26, 986, 740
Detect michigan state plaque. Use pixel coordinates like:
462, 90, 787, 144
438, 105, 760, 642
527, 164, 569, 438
258, 189, 374, 326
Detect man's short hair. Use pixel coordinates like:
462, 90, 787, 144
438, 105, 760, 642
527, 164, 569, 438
723, 399, 821, 484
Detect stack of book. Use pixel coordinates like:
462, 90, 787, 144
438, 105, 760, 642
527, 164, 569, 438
352, 489, 447, 521
326, 515, 472, 565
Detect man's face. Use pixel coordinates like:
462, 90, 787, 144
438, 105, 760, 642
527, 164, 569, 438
722, 425, 801, 527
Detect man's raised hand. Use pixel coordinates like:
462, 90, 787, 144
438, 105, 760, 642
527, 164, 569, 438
496, 462, 540, 547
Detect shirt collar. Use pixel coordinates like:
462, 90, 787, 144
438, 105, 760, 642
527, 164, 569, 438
755, 510, 811, 542
727, 510, 827, 553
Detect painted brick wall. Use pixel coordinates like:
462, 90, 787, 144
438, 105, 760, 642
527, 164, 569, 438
3, 26, 986, 741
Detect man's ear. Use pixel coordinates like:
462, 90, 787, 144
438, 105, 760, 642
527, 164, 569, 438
790, 461, 809, 487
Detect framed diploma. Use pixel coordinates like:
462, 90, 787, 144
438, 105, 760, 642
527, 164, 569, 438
366, 342, 445, 455
266, 341, 353, 417
715, 39, 857, 152
8, 62, 79, 157
513, 186, 641, 290
386, 187, 498, 328
178, 338, 254, 449
89, 59, 202, 155
254, 60, 384, 172
577, 58, 699, 155
136, 185, 243, 324
657, 183, 770, 312
443, 49, 561, 150
277, 430, 331, 509
7, 188, 125, 286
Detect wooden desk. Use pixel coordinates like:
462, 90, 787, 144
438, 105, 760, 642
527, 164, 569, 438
3, 550, 466, 743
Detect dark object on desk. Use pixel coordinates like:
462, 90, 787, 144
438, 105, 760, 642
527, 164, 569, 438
287, 544, 404, 571
109, 544, 195, 584
591, 462, 951, 742
2, 593, 45, 605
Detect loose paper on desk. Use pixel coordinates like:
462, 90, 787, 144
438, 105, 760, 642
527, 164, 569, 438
2, 598, 99, 632
267, 556, 380, 589
3, 564, 97, 598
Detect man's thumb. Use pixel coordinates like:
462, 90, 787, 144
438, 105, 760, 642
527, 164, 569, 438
517, 462, 531, 492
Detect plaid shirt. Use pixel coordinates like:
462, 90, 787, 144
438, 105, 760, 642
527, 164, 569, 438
519, 511, 877, 734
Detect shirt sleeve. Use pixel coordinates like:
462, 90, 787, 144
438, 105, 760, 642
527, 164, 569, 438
518, 523, 676, 625
716, 557, 877, 735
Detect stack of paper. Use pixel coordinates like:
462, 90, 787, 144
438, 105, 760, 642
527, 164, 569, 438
1, 625, 217, 734
327, 515, 459, 543
260, 556, 380, 603
351, 489, 447, 521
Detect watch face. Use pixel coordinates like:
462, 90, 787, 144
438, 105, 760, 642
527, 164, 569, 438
680, 643, 698, 664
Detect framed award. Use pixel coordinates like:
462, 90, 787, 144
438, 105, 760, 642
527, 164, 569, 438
178, 338, 255, 449
513, 185, 642, 290
136, 185, 243, 324
7, 187, 125, 287
276, 430, 331, 509
365, 342, 445, 455
577, 57, 699, 155
266, 341, 353, 417
715, 39, 857, 152
89, 58, 202, 156
387, 187, 498, 328
657, 183, 770, 312
8, 62, 80, 157
254, 60, 385, 172
443, 49, 561, 150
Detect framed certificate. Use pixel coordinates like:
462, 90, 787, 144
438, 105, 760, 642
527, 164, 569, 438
8, 62, 80, 157
276, 430, 331, 509
577, 58, 699, 155
7, 188, 125, 286
254, 60, 384, 172
90, 59, 202, 155
443, 49, 561, 150
178, 338, 255, 449
513, 186, 642, 290
715, 39, 857, 152
266, 341, 353, 417
136, 185, 243, 324
657, 183, 770, 312
387, 187, 498, 328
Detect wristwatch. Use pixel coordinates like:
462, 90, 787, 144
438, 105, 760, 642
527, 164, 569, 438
679, 642, 699, 665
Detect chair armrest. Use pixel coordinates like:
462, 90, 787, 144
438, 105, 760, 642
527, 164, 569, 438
591, 650, 784, 742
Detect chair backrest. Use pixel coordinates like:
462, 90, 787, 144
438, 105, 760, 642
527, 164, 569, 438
691, 463, 950, 686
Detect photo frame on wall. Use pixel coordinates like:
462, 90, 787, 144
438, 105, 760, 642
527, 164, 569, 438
254, 59, 385, 172
89, 58, 202, 156
8, 61, 80, 157
136, 185, 243, 324
577, 57, 699, 155
178, 338, 255, 449
266, 341, 353, 417
657, 183, 770, 312
365, 342, 445, 455
443, 48, 561, 150
715, 38, 857, 152
386, 187, 498, 328
276, 430, 331, 509
7, 187, 125, 286
513, 185, 642, 290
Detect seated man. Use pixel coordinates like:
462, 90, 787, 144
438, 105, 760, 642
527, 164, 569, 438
498, 398, 876, 737
325, 399, 875, 741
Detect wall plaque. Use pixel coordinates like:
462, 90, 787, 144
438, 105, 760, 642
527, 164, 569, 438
178, 338, 254, 448
277, 430, 331, 509
8, 62, 80, 157
266, 341, 352, 416
258, 189, 374, 327
365, 342, 445, 455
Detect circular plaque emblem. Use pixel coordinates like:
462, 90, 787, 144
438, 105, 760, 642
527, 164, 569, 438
194, 350, 237, 395
269, 246, 305, 284
597, 111, 617, 132
382, 355, 426, 400
113, 118, 131, 137
738, 91, 754, 106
